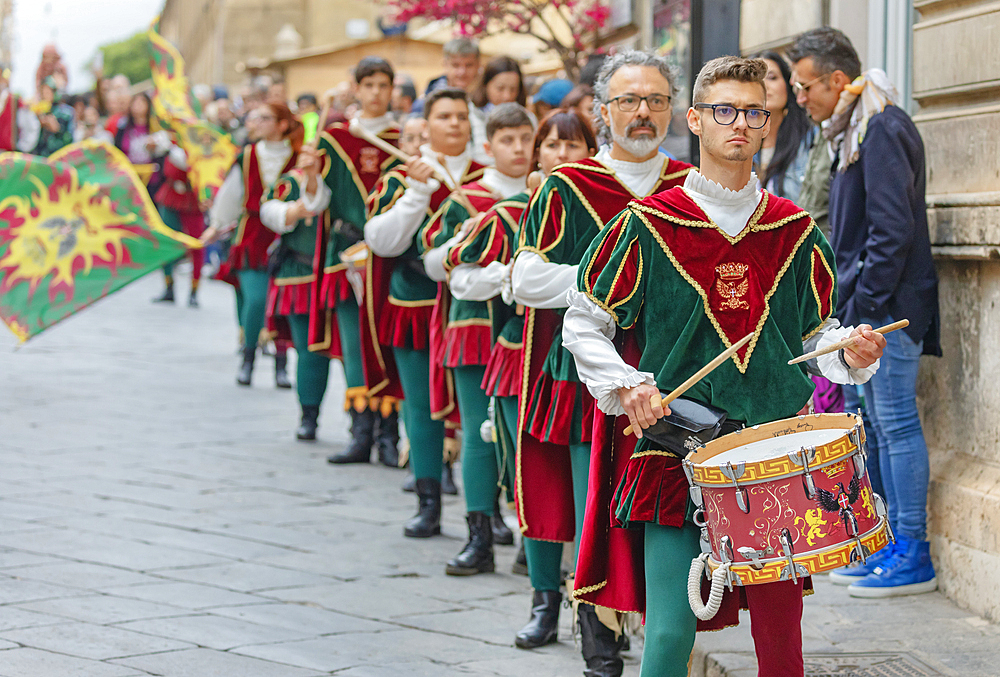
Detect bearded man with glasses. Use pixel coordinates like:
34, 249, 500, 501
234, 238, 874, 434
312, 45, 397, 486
564, 56, 884, 676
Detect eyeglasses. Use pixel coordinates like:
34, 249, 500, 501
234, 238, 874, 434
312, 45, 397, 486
791, 73, 830, 95
693, 103, 770, 129
608, 94, 672, 112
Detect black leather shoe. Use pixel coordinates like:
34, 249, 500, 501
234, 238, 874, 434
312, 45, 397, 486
579, 604, 625, 677
492, 495, 514, 546
296, 405, 319, 441
511, 542, 528, 576
236, 346, 255, 386
153, 285, 175, 303
441, 461, 459, 495
327, 408, 375, 463
445, 512, 494, 575
515, 590, 561, 648
274, 352, 291, 389
404, 478, 441, 538
375, 410, 400, 467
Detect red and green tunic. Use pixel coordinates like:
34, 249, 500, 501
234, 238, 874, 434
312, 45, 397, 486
418, 180, 502, 421
443, 192, 530, 398
513, 156, 692, 542
573, 186, 835, 624
363, 160, 487, 400
308, 122, 401, 354
226, 144, 298, 274
263, 171, 328, 347
0, 91, 20, 152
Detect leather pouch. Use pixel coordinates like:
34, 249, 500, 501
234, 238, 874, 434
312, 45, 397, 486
642, 396, 729, 456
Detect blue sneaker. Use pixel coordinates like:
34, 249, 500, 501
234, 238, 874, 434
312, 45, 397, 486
847, 538, 937, 598
827, 540, 896, 586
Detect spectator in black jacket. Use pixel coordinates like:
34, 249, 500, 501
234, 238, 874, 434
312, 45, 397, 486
789, 27, 940, 599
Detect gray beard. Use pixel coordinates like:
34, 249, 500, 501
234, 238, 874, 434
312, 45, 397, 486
612, 130, 666, 158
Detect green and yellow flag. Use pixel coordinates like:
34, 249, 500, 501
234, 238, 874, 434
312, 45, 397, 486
0, 140, 201, 342
147, 23, 237, 205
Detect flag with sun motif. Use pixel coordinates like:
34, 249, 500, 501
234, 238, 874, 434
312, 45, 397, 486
147, 22, 236, 205
0, 140, 201, 342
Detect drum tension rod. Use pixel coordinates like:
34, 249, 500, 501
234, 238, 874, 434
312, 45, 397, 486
789, 446, 818, 499
723, 461, 750, 514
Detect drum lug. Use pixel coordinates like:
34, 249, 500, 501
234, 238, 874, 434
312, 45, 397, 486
681, 459, 695, 484
737, 546, 772, 570
852, 449, 866, 479
801, 472, 817, 500
778, 528, 802, 583
719, 536, 738, 590
874, 493, 896, 544
735, 487, 750, 514
851, 537, 871, 565
689, 485, 704, 509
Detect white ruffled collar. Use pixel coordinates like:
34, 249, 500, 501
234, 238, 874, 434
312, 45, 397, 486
482, 167, 527, 199
419, 143, 472, 188
684, 170, 760, 207
355, 113, 394, 135
596, 146, 666, 178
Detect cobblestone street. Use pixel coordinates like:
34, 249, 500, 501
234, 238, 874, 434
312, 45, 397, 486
1, 276, 999, 676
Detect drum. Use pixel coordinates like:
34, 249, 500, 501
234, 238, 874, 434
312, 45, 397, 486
682, 412, 892, 586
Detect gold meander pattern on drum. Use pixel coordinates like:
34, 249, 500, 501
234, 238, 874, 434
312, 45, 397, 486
691, 436, 857, 486
706, 521, 890, 585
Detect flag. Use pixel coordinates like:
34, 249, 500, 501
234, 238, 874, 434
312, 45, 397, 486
147, 23, 237, 205
0, 140, 201, 342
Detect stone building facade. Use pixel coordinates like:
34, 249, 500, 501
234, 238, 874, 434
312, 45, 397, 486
725, 0, 1000, 622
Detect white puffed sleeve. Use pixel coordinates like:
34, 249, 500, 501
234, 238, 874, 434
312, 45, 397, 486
450, 261, 507, 301
562, 289, 657, 416
510, 251, 579, 309
808, 318, 880, 385
365, 178, 439, 258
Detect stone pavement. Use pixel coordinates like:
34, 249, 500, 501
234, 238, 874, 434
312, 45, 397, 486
2, 275, 999, 677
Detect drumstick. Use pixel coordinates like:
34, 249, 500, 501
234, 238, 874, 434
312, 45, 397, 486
787, 319, 908, 365
624, 332, 754, 437
310, 99, 333, 151
347, 119, 478, 216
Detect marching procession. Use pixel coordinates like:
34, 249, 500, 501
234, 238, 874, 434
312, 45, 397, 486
0, 14, 947, 677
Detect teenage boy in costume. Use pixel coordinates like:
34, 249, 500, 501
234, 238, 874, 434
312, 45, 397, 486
511, 50, 693, 677
418, 103, 534, 575
293, 57, 403, 450
564, 56, 885, 677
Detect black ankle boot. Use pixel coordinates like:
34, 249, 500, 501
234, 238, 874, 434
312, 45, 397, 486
274, 352, 291, 389
515, 590, 561, 648
441, 461, 459, 495
296, 405, 320, 441
327, 408, 375, 463
187, 289, 199, 308
404, 478, 441, 538
579, 604, 625, 677
512, 542, 528, 576
492, 494, 514, 546
375, 410, 400, 467
236, 345, 255, 386
445, 512, 494, 575
153, 285, 175, 303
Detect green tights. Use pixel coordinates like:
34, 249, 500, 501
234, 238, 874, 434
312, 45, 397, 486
334, 296, 365, 389
287, 314, 330, 407
236, 269, 269, 349
394, 346, 445, 481
453, 365, 498, 515
639, 522, 702, 677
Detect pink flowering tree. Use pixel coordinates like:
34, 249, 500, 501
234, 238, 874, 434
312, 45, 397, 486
383, 0, 611, 80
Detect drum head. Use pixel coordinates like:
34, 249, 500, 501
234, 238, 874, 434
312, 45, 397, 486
710, 428, 845, 465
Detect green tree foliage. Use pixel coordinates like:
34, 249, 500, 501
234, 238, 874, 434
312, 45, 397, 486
99, 32, 151, 85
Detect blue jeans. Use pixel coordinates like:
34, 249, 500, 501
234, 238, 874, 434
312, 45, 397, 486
845, 322, 930, 541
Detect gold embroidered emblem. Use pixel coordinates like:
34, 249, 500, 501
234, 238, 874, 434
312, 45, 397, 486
715, 262, 749, 310
360, 147, 380, 174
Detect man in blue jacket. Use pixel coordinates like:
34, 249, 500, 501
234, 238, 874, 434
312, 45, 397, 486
789, 27, 941, 598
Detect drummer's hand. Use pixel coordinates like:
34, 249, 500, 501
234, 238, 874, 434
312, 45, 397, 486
407, 158, 435, 185
618, 383, 670, 439
843, 324, 886, 369
285, 200, 313, 226
297, 147, 322, 177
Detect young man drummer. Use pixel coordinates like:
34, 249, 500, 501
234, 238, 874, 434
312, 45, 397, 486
418, 103, 534, 576
563, 56, 885, 676
294, 57, 403, 454
512, 51, 693, 676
